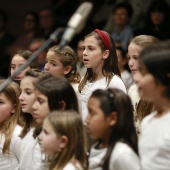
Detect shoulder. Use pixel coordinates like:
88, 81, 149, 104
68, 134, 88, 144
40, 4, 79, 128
12, 125, 22, 141
110, 142, 140, 170
141, 111, 157, 128
109, 75, 127, 94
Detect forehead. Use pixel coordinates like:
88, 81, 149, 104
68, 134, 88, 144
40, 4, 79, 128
11, 55, 26, 64
46, 51, 60, 60
20, 76, 35, 88
84, 36, 99, 46
128, 43, 142, 54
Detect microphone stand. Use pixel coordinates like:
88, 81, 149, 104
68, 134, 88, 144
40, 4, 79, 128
0, 27, 65, 92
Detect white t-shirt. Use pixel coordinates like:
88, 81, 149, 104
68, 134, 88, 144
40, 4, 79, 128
0, 125, 22, 170
88, 142, 141, 170
20, 128, 48, 170
79, 75, 127, 122
139, 111, 170, 170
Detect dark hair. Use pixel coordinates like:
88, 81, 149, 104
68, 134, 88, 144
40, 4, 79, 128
24, 10, 39, 23
90, 88, 138, 170
35, 75, 79, 112
116, 47, 130, 72
113, 2, 133, 18
0, 9, 8, 24
145, 0, 170, 28
139, 40, 170, 98
11, 50, 39, 69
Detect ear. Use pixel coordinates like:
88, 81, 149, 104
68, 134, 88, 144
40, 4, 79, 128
63, 65, 72, 75
11, 104, 16, 114
59, 135, 68, 149
102, 50, 110, 59
58, 100, 66, 110
107, 111, 117, 126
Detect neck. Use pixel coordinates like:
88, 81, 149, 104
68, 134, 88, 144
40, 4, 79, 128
154, 97, 170, 117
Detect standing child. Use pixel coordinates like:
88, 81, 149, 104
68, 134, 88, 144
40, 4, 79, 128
128, 35, 159, 135
23, 74, 79, 170
86, 88, 140, 170
44, 45, 81, 94
79, 29, 126, 122
39, 110, 87, 170
134, 41, 170, 169
0, 80, 22, 170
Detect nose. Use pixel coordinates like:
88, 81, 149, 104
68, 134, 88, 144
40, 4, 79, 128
44, 62, 49, 72
85, 113, 90, 125
83, 48, 87, 56
32, 101, 37, 110
19, 92, 24, 101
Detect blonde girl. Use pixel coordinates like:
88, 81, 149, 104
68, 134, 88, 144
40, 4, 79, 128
39, 111, 87, 170
0, 80, 22, 170
128, 35, 159, 135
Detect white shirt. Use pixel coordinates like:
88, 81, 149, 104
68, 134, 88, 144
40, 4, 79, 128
89, 142, 141, 170
0, 125, 22, 170
79, 75, 127, 122
20, 128, 48, 170
139, 111, 170, 170
63, 162, 82, 170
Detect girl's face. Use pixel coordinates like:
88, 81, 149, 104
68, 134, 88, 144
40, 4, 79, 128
128, 43, 141, 77
83, 36, 107, 73
0, 93, 15, 124
151, 11, 164, 26
44, 51, 66, 77
11, 55, 30, 80
32, 89, 50, 124
133, 67, 165, 102
19, 76, 36, 114
86, 97, 113, 144
39, 119, 63, 156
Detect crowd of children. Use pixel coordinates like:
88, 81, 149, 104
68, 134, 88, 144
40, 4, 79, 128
0, 24, 170, 170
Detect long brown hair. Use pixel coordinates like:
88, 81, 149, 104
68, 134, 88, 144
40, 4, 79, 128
0, 80, 21, 154
47, 111, 87, 170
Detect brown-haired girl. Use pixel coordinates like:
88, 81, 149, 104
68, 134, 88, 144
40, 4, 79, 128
79, 29, 126, 122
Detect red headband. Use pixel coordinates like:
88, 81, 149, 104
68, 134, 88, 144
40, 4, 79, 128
94, 29, 110, 50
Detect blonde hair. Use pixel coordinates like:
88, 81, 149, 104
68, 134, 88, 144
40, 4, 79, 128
130, 35, 158, 126
48, 45, 81, 84
47, 111, 87, 170
0, 80, 21, 154
130, 35, 159, 48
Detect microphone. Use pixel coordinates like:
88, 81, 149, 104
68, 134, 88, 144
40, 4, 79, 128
59, 2, 93, 48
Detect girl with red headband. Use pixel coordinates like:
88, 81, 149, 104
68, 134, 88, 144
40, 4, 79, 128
78, 29, 126, 122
